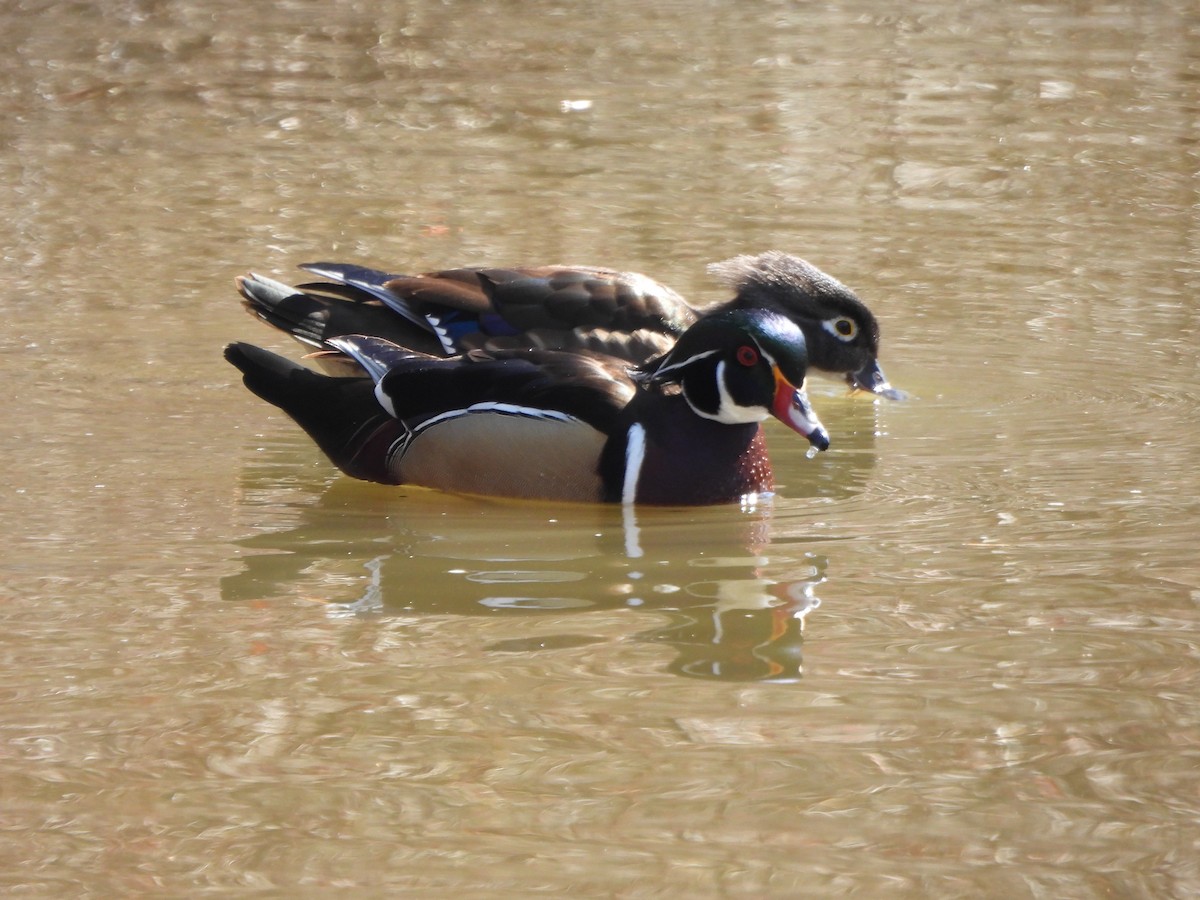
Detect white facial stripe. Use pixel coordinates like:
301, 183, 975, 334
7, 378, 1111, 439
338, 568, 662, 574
622, 422, 647, 505
653, 347, 719, 379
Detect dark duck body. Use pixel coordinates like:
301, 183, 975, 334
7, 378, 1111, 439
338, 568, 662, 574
225, 309, 831, 505
236, 251, 904, 400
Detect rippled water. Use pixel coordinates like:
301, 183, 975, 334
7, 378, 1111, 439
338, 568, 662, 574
3, 0, 1199, 895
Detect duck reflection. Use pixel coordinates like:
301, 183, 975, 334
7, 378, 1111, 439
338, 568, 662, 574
633, 563, 823, 683
223, 404, 878, 682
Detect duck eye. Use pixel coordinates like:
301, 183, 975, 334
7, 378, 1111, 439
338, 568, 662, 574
736, 345, 759, 367
824, 317, 857, 341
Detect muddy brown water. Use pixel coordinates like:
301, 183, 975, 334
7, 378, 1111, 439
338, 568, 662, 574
2, 1, 1198, 895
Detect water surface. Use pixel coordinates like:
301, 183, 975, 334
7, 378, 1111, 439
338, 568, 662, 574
3, 0, 1198, 895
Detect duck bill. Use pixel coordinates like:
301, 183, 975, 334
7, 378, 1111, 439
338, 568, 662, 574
847, 358, 908, 401
771, 374, 830, 452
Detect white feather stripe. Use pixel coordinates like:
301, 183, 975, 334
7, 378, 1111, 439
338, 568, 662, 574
398, 401, 579, 433
425, 314, 457, 355
385, 401, 581, 460
622, 423, 647, 505
374, 382, 397, 418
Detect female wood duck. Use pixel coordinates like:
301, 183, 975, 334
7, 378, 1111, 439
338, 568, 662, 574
225, 309, 830, 505
235, 251, 906, 400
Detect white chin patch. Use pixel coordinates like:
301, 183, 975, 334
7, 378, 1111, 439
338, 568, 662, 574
685, 360, 769, 425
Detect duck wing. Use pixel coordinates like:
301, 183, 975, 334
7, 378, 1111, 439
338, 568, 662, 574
327, 335, 637, 436
298, 263, 697, 361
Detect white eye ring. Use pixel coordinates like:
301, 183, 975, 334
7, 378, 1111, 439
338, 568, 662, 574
822, 317, 858, 342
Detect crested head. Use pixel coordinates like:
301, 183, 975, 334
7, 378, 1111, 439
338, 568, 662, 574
707, 251, 880, 355
638, 308, 804, 387
636, 309, 829, 451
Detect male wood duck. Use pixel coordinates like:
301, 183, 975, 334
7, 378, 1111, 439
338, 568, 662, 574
235, 251, 906, 400
225, 308, 830, 505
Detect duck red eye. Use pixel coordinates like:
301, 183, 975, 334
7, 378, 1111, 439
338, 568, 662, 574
736, 345, 759, 367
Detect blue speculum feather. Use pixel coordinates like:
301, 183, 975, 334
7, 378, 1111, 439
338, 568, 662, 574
479, 312, 520, 337
431, 310, 520, 343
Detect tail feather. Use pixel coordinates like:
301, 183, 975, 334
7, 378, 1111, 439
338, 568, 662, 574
224, 342, 404, 484
235, 273, 444, 356
298, 262, 439, 334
